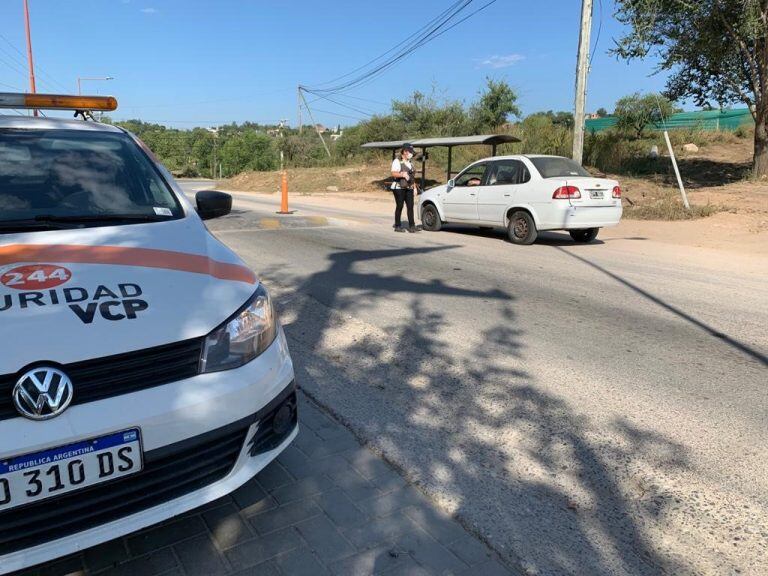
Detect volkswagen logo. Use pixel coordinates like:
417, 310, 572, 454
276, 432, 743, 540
12, 367, 74, 420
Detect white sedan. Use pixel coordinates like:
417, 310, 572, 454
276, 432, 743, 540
419, 154, 622, 244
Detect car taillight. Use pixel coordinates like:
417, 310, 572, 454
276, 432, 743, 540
552, 186, 581, 199
612, 186, 622, 198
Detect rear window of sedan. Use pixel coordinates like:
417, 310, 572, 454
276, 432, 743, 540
529, 156, 591, 178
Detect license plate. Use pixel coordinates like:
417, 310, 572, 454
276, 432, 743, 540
589, 190, 604, 199
0, 429, 142, 512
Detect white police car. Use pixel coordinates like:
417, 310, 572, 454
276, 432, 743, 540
0, 93, 298, 572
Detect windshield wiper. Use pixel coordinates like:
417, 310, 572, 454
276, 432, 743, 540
32, 214, 172, 223
0, 213, 172, 233
0, 220, 70, 233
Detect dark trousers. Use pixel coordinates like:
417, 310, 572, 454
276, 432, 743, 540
393, 188, 415, 228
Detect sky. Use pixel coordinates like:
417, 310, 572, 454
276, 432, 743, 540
0, 0, 674, 129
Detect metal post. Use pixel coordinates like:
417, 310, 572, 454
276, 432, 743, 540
23, 0, 37, 117
663, 130, 690, 210
572, 0, 593, 165
420, 147, 426, 190
447, 147, 452, 182
492, 143, 497, 157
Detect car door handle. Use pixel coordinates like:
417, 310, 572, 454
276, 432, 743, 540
469, 193, 476, 196
504, 194, 510, 197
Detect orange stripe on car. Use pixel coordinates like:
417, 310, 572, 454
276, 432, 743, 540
0, 244, 257, 285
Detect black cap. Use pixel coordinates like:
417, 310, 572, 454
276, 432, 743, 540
402, 144, 415, 154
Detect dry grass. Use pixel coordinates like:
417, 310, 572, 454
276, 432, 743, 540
622, 192, 728, 220
223, 164, 388, 195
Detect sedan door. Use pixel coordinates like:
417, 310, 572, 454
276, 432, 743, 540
476, 159, 530, 224
442, 162, 488, 221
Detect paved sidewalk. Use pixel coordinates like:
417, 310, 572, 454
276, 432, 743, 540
17, 392, 514, 576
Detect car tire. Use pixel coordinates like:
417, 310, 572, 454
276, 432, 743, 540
421, 204, 442, 231
507, 211, 537, 245
569, 228, 599, 243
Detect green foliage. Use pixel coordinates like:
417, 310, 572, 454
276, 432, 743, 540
519, 115, 571, 156
391, 90, 472, 137
526, 110, 574, 129
612, 0, 768, 175
596, 107, 608, 118
220, 130, 278, 174
614, 93, 678, 137
469, 77, 521, 130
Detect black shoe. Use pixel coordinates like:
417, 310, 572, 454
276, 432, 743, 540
394, 226, 406, 233
407, 226, 419, 233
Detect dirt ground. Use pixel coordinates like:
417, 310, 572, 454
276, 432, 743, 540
221, 138, 768, 259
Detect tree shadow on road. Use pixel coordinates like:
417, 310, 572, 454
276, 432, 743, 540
260, 244, 697, 575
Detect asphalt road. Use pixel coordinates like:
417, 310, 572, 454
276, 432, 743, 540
183, 181, 768, 576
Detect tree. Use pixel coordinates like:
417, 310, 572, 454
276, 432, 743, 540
392, 89, 471, 137
613, 92, 678, 138
526, 110, 574, 129
470, 78, 521, 130
220, 129, 278, 175
596, 107, 608, 118
613, 0, 768, 176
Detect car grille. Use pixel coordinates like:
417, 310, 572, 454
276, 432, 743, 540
0, 337, 204, 421
0, 417, 248, 557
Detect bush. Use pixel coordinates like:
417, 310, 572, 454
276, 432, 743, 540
623, 193, 725, 220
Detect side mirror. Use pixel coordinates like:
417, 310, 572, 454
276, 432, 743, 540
196, 190, 232, 220
447, 179, 455, 191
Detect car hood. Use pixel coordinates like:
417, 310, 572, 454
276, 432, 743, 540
0, 218, 257, 373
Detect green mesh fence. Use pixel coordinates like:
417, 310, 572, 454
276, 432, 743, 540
585, 108, 753, 133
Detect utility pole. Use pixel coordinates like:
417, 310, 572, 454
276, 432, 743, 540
23, 0, 37, 116
572, 0, 593, 165
297, 86, 303, 134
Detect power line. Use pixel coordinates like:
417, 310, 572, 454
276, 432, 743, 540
0, 79, 23, 90
304, 90, 376, 116
309, 107, 366, 121
331, 0, 499, 96
311, 0, 469, 90
588, 0, 603, 69
0, 31, 68, 92
306, 0, 479, 95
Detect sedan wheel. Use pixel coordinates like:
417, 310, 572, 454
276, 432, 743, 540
421, 204, 442, 231
569, 228, 599, 243
507, 211, 537, 245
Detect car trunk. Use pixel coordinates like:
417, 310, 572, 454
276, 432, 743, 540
555, 177, 617, 207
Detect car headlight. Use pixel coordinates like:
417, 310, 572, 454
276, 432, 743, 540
200, 285, 277, 373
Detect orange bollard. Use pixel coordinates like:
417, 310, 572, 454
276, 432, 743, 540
278, 170, 292, 214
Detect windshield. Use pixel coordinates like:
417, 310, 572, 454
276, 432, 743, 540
529, 156, 591, 178
0, 129, 182, 229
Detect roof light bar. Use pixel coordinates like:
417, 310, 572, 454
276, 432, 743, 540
0, 92, 118, 111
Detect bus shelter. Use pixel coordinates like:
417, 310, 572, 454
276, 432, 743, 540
361, 134, 520, 189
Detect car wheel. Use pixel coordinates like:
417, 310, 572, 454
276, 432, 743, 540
421, 204, 442, 231
569, 228, 599, 243
507, 211, 537, 245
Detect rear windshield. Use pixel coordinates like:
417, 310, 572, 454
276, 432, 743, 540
529, 156, 591, 178
0, 129, 182, 226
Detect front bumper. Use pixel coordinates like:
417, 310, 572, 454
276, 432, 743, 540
0, 328, 297, 574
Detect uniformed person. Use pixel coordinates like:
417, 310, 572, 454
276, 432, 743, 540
390, 144, 419, 232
